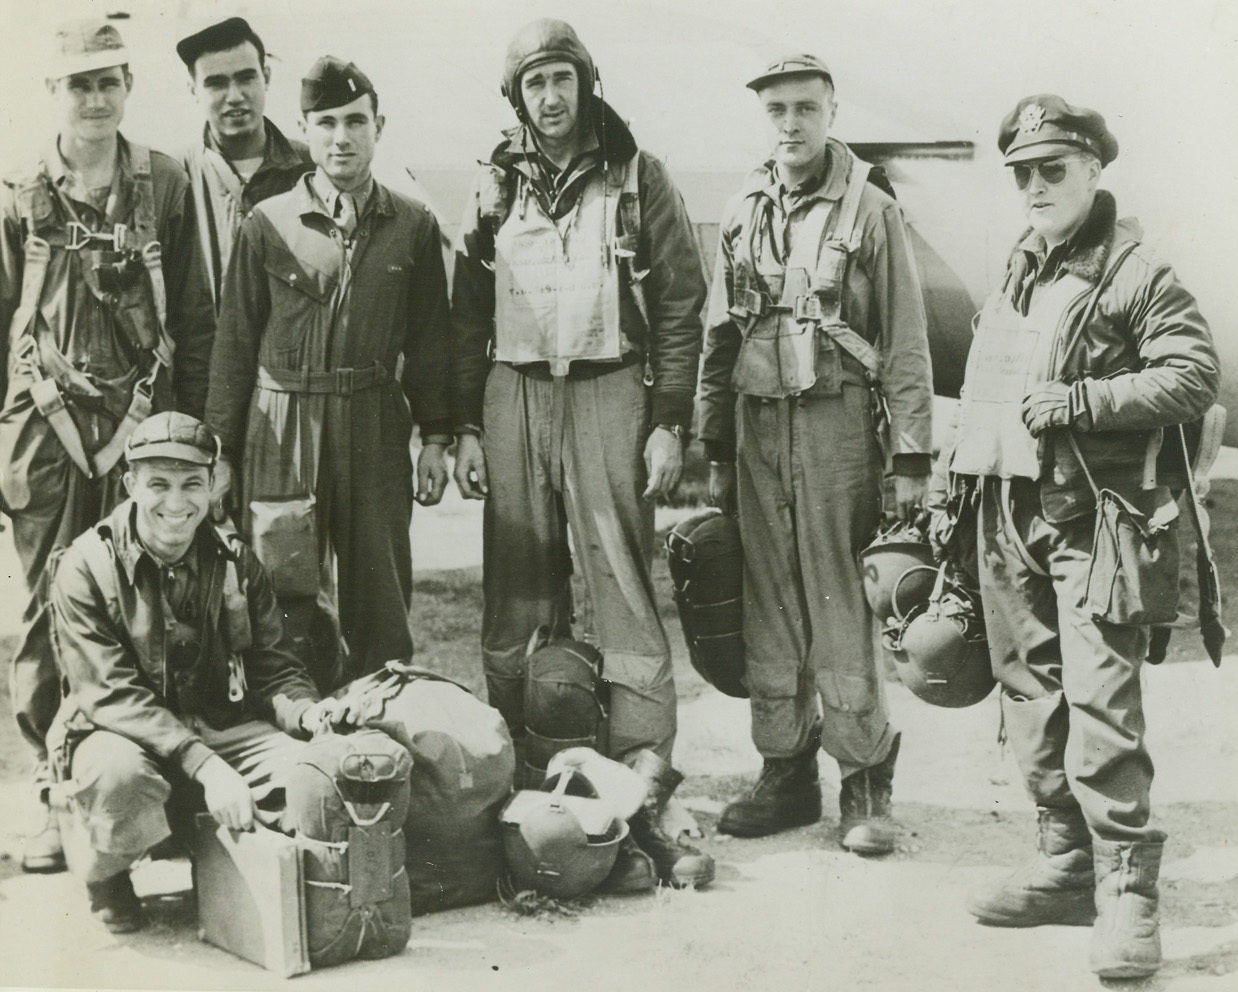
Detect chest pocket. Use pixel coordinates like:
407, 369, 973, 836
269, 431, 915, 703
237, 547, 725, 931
262, 245, 339, 354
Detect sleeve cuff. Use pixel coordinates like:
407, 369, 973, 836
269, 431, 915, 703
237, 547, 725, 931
892, 453, 932, 477
650, 389, 695, 429
176, 739, 215, 779
703, 439, 737, 463
417, 419, 453, 442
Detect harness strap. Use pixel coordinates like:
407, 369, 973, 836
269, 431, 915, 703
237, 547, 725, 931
28, 378, 93, 477
8, 235, 52, 342
1176, 423, 1226, 665
87, 380, 154, 478
613, 159, 649, 329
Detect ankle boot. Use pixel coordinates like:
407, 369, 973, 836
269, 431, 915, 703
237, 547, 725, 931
626, 750, 715, 888
595, 835, 657, 895
838, 734, 900, 856
718, 748, 822, 838
968, 807, 1095, 926
87, 871, 145, 934
22, 800, 66, 874
1090, 839, 1164, 979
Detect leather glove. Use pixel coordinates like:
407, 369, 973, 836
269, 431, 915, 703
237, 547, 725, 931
1021, 380, 1092, 437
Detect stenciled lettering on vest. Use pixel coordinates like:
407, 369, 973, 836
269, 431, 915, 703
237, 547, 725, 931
494, 169, 624, 374
950, 274, 1091, 480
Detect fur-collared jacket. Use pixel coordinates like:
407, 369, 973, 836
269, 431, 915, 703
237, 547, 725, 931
945, 190, 1219, 521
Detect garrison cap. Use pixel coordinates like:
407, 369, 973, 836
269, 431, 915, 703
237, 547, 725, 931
999, 94, 1118, 166
126, 412, 219, 467
49, 19, 128, 80
176, 17, 264, 70
746, 53, 833, 92
301, 56, 375, 114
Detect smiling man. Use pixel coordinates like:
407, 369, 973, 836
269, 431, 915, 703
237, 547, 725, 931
933, 95, 1219, 980
0, 18, 213, 875
47, 412, 327, 933
205, 57, 451, 694
177, 17, 311, 310
698, 54, 933, 855
451, 18, 711, 891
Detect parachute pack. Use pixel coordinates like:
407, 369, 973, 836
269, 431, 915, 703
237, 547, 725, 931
333, 662, 516, 914
282, 730, 414, 967
665, 510, 747, 698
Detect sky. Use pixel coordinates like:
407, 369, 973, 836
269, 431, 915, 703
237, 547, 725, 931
1, 0, 1235, 385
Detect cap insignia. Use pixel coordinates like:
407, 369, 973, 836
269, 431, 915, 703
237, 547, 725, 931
1018, 104, 1046, 134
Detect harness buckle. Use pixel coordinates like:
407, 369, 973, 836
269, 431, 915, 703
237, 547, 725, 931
793, 295, 825, 322
65, 221, 95, 251
735, 288, 765, 317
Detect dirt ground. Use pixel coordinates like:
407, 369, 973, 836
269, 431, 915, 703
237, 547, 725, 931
0, 471, 1235, 992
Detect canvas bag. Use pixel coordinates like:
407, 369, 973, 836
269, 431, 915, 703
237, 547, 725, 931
334, 662, 516, 914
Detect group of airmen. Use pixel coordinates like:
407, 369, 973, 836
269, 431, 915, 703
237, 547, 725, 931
0, 12, 1219, 983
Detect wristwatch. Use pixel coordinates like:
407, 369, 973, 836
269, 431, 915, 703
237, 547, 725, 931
655, 423, 687, 441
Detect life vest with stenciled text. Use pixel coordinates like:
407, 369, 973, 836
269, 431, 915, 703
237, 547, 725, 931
727, 148, 881, 399
492, 159, 639, 377
949, 271, 1092, 480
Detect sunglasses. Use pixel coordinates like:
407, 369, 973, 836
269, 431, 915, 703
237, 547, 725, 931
1011, 156, 1083, 191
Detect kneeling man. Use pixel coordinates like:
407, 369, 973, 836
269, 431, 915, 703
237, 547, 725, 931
49, 412, 331, 933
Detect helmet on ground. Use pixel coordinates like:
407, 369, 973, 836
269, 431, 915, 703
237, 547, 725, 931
860, 518, 934, 621
500, 768, 626, 900
885, 564, 995, 708
666, 510, 747, 698
543, 747, 648, 821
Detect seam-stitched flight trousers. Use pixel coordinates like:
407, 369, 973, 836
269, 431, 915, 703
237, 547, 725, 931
977, 476, 1165, 843
736, 384, 896, 772
480, 361, 675, 763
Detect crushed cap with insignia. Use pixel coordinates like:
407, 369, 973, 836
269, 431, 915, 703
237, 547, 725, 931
999, 94, 1118, 166
176, 16, 265, 71
48, 18, 128, 80
746, 53, 833, 93
301, 56, 375, 114
126, 412, 219, 467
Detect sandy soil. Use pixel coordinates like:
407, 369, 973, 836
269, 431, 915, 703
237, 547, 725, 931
0, 471, 1235, 992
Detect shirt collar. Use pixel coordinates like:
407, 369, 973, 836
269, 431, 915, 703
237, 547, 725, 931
111, 501, 229, 586
310, 168, 373, 217
202, 119, 305, 172
745, 137, 850, 208
44, 132, 132, 195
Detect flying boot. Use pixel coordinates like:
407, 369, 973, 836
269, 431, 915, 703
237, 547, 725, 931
968, 806, 1096, 926
87, 870, 145, 934
718, 741, 822, 838
21, 796, 66, 874
626, 750, 714, 888
838, 733, 900, 856
1089, 839, 1164, 979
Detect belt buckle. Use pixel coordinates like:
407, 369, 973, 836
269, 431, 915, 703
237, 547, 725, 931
337, 367, 354, 395
793, 295, 824, 322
